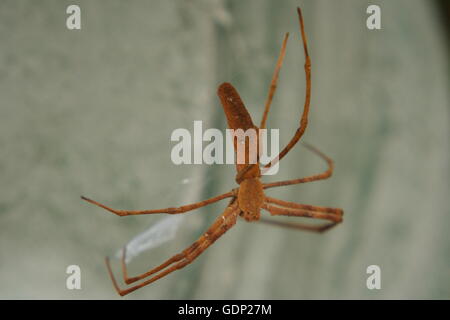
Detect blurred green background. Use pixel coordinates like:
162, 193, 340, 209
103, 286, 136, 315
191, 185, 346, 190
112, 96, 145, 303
0, 0, 449, 299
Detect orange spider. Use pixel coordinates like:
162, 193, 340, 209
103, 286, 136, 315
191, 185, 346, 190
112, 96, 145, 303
81, 7, 343, 296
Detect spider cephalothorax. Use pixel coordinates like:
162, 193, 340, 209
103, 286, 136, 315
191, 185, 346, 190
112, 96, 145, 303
237, 177, 264, 222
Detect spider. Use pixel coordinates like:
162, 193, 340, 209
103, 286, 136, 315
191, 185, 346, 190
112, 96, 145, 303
81, 7, 343, 296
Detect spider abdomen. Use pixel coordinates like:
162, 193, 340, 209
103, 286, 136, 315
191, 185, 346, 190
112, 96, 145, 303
217, 82, 256, 132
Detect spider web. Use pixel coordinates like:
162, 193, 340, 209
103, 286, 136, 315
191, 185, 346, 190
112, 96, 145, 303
114, 174, 212, 263
115, 214, 185, 263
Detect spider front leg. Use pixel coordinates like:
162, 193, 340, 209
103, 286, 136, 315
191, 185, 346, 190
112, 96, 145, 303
236, 8, 313, 183
261, 7, 312, 172
105, 202, 240, 296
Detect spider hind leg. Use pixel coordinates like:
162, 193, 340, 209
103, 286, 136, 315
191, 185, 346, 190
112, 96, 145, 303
105, 202, 240, 296
261, 197, 343, 233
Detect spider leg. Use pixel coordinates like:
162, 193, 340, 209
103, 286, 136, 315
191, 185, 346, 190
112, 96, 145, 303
80, 190, 235, 216
118, 244, 182, 285
262, 7, 312, 172
263, 142, 333, 189
262, 203, 342, 223
118, 243, 196, 285
259, 217, 338, 233
261, 198, 342, 233
236, 8, 312, 183
106, 202, 240, 295
265, 196, 343, 216
237, 24, 288, 184
120, 247, 132, 284
260, 32, 289, 129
